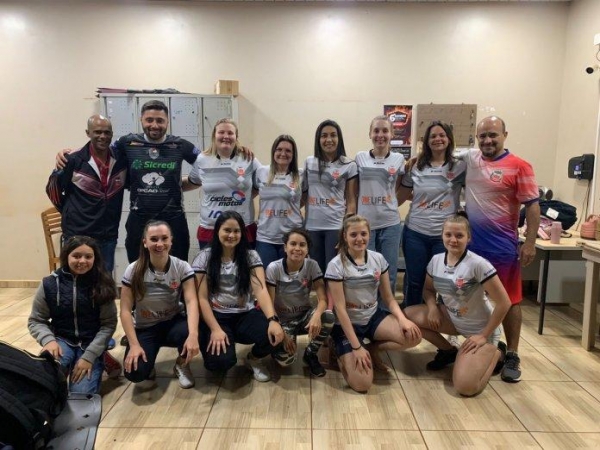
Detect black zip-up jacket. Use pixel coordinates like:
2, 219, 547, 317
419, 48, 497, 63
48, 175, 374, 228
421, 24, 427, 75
46, 141, 127, 241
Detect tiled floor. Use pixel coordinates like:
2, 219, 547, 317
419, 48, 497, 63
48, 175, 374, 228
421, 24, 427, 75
3, 286, 600, 449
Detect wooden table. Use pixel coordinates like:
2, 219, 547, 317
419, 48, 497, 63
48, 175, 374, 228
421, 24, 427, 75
581, 241, 600, 350
521, 231, 584, 334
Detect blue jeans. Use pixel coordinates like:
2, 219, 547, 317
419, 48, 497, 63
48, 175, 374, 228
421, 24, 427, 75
368, 223, 402, 300
124, 315, 190, 383
56, 338, 104, 395
308, 230, 339, 274
97, 239, 117, 273
402, 227, 446, 307
255, 241, 285, 268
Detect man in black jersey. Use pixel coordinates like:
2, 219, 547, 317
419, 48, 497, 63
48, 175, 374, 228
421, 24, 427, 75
116, 100, 200, 262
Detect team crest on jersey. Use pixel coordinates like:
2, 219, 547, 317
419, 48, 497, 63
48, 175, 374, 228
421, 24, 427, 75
388, 167, 397, 175
456, 278, 464, 288
301, 278, 309, 288
447, 171, 455, 180
170, 281, 180, 290
374, 270, 381, 281
149, 148, 159, 159
237, 167, 245, 176
332, 170, 340, 179
490, 169, 503, 182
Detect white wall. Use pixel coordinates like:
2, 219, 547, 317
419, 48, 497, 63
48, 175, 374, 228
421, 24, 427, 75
0, 0, 570, 280
554, 0, 600, 215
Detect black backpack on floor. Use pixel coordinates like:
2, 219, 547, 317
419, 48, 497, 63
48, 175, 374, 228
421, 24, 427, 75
0, 341, 68, 450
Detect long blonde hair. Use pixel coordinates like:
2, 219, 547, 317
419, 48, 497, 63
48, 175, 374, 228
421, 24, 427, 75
204, 118, 241, 156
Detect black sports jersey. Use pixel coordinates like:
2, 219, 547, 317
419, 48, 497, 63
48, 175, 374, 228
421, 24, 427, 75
113, 133, 200, 218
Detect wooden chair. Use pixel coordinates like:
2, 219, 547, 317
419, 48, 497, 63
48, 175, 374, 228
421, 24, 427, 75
41, 206, 62, 272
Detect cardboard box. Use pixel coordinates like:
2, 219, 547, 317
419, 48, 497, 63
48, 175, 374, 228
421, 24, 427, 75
214, 80, 239, 96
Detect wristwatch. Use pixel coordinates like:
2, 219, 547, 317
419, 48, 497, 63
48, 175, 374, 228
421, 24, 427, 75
267, 315, 280, 323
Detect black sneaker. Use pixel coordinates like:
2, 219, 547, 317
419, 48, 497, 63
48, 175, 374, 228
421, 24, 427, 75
426, 348, 458, 371
120, 335, 129, 347
493, 341, 507, 375
303, 351, 326, 377
501, 352, 521, 383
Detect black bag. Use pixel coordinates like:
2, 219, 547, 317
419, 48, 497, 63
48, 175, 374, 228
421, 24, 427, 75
519, 200, 578, 231
0, 341, 68, 450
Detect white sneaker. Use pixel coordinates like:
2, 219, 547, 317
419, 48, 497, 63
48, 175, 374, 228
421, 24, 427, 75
173, 359, 195, 389
447, 335, 461, 349
245, 352, 271, 382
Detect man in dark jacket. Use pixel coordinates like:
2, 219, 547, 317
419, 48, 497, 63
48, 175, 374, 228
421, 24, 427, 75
47, 115, 127, 273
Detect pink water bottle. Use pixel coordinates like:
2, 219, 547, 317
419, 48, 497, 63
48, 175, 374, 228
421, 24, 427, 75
550, 221, 562, 244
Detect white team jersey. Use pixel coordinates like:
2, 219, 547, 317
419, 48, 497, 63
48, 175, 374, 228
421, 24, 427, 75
255, 166, 304, 244
188, 152, 261, 229
325, 250, 389, 326
303, 156, 358, 231
356, 151, 405, 229
402, 160, 466, 236
122, 256, 194, 329
266, 258, 323, 322
427, 250, 500, 339
192, 248, 263, 314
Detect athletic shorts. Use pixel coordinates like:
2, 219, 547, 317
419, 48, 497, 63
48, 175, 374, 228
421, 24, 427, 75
331, 308, 389, 356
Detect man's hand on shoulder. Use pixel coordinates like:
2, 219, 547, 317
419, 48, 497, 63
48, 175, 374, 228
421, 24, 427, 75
56, 148, 73, 170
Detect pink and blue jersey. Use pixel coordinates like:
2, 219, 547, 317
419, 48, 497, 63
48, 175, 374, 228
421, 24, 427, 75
464, 149, 538, 257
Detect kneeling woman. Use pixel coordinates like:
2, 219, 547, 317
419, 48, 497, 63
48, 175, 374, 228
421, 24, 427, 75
326, 215, 421, 392
120, 221, 200, 389
405, 213, 511, 396
193, 211, 284, 382
266, 228, 335, 377
28, 236, 117, 394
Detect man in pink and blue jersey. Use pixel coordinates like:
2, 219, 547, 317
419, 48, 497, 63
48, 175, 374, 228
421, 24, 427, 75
464, 116, 540, 383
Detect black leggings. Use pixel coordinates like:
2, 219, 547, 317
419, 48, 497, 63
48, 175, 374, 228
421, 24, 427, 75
200, 309, 274, 372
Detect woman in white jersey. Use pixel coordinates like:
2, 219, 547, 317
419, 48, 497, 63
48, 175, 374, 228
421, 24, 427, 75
120, 221, 200, 389
193, 211, 285, 382
188, 118, 261, 248
255, 135, 304, 268
303, 119, 358, 273
326, 215, 421, 393
356, 115, 405, 296
398, 121, 466, 307
266, 228, 334, 377
405, 213, 510, 396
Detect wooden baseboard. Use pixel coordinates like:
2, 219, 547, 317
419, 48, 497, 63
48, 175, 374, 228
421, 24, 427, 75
0, 280, 41, 288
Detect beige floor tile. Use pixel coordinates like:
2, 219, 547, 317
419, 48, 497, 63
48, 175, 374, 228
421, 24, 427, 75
402, 379, 524, 431
577, 381, 600, 402
206, 378, 311, 429
95, 428, 202, 449
199, 428, 311, 450
536, 347, 600, 381
0, 288, 37, 301
313, 429, 426, 449
531, 432, 600, 449
389, 341, 453, 380
421, 431, 541, 449
10, 336, 42, 354
312, 378, 417, 430
0, 315, 30, 342
516, 345, 572, 382
0, 297, 34, 316
101, 377, 219, 428
521, 303, 558, 322
521, 320, 582, 347
490, 381, 600, 432
99, 378, 132, 419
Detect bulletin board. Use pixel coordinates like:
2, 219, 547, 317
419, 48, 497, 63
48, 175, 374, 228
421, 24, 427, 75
416, 104, 477, 148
